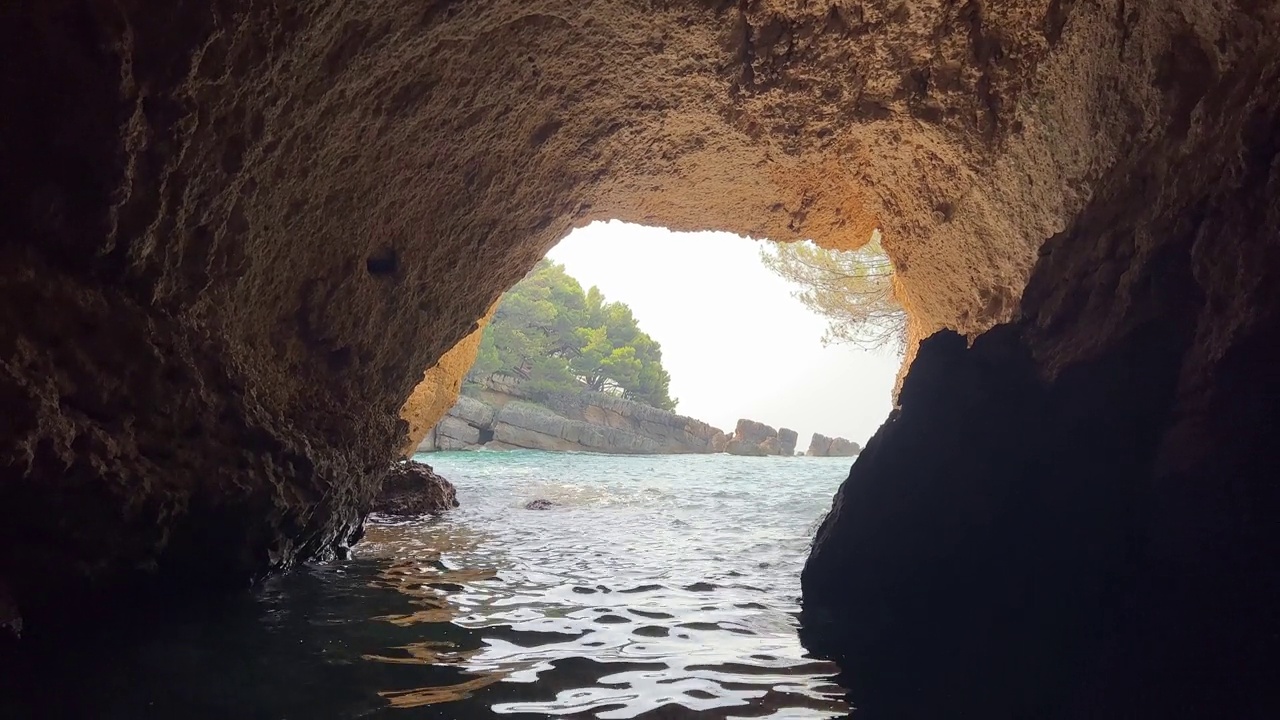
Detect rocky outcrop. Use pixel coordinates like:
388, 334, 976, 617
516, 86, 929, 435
778, 428, 799, 456
0, 583, 19, 641
370, 461, 458, 517
724, 419, 780, 457
807, 433, 861, 457
419, 382, 726, 455
723, 421, 850, 457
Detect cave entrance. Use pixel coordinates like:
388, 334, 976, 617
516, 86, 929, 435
412, 219, 901, 458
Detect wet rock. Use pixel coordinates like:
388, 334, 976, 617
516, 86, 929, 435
524, 499, 557, 510
370, 461, 459, 517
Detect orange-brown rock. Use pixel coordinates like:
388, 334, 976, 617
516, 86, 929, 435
0, 6, 1276, 709
725, 419, 781, 456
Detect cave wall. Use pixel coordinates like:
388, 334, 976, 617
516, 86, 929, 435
397, 305, 494, 456
801, 6, 1280, 715
1, 0, 1273, 656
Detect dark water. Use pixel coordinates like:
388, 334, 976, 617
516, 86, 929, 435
2, 451, 856, 719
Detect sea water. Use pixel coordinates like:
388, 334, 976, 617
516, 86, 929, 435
2, 450, 856, 719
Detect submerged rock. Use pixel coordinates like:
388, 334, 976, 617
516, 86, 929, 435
370, 461, 459, 517
524, 499, 557, 510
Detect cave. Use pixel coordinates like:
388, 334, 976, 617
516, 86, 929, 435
1, 1, 1278, 716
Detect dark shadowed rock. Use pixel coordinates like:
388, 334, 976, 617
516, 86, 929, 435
370, 461, 459, 517
0, 582, 20, 641
524, 499, 557, 510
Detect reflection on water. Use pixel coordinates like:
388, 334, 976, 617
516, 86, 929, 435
0, 451, 854, 719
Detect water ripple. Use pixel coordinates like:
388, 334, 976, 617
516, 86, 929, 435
351, 451, 855, 718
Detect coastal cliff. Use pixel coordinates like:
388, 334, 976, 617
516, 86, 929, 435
420, 378, 726, 455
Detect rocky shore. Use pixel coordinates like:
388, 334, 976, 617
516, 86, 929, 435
722, 419, 860, 458
420, 380, 861, 459
419, 377, 728, 454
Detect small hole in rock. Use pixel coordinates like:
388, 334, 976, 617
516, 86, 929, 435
366, 247, 398, 277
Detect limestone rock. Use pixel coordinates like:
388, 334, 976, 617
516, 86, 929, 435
437, 415, 481, 446
828, 437, 860, 457
807, 433, 859, 457
734, 419, 777, 447
807, 434, 834, 457
726, 419, 784, 456
710, 431, 729, 454
778, 428, 799, 456
370, 461, 459, 517
451, 395, 497, 429
421, 379, 726, 455
724, 436, 768, 457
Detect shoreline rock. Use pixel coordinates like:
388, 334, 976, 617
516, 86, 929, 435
370, 461, 459, 517
778, 428, 799, 456
807, 433, 861, 457
418, 376, 727, 454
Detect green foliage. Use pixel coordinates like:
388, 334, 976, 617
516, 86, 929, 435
466, 260, 677, 410
759, 234, 907, 353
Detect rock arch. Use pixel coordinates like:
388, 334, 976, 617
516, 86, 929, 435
1, 4, 1278, 706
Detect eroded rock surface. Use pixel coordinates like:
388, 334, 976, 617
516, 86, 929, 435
420, 380, 726, 454
806, 433, 861, 457
725, 419, 780, 457
777, 428, 798, 456
802, 18, 1280, 712
0, 8, 1277, 705
370, 461, 458, 517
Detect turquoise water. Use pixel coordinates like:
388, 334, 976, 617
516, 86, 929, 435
2, 450, 856, 719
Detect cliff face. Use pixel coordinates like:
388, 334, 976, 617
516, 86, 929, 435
0, 4, 1276, 696
421, 383, 726, 455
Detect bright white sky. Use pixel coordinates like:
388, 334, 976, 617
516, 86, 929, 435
545, 220, 898, 446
